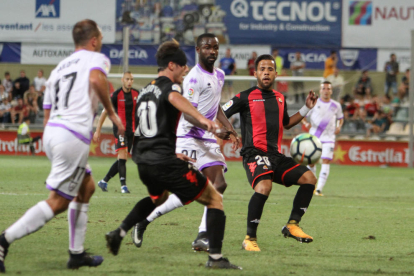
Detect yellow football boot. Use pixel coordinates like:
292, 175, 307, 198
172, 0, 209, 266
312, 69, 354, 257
282, 223, 313, 243
242, 235, 261, 251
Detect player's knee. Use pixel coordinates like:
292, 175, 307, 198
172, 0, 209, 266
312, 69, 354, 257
214, 181, 227, 194
301, 171, 317, 185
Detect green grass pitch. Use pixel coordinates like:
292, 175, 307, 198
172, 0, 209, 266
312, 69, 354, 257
1, 155, 414, 275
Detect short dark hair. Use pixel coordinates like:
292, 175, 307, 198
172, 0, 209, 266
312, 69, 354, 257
254, 54, 275, 71
123, 71, 132, 75
331, 50, 336, 55
5, 72, 10, 76
362, 70, 368, 74
322, 81, 332, 85
72, 19, 100, 46
196, 33, 217, 47
156, 41, 187, 70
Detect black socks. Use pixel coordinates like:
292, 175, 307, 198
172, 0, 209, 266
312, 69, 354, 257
104, 160, 119, 182
207, 209, 226, 255
247, 192, 268, 238
118, 159, 127, 186
289, 184, 314, 223
120, 197, 156, 232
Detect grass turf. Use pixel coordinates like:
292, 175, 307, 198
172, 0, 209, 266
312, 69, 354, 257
0, 155, 414, 275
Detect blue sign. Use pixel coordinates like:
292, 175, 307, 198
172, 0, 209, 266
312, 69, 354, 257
101, 44, 196, 67
279, 48, 377, 71
0, 43, 21, 63
35, 0, 60, 18
221, 0, 342, 47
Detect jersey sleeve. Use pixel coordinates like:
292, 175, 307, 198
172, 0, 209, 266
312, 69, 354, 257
42, 72, 54, 110
182, 74, 200, 107
90, 53, 111, 76
336, 104, 344, 120
223, 93, 244, 118
282, 100, 290, 126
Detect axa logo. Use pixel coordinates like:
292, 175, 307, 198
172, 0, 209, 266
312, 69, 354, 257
230, 0, 339, 22
349, 1, 372, 25
36, 0, 60, 18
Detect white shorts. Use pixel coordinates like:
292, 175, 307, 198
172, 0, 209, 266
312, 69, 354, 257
176, 138, 227, 172
321, 142, 335, 160
43, 125, 91, 200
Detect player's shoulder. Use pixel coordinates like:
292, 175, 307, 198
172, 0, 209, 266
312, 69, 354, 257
184, 66, 202, 84
215, 67, 225, 76
330, 99, 341, 108
157, 77, 182, 94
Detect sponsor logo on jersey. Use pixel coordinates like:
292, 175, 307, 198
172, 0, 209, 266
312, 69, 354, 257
188, 88, 194, 97
247, 162, 257, 176
36, 0, 60, 18
278, 98, 283, 103
215, 148, 222, 154
222, 100, 233, 111
172, 84, 182, 93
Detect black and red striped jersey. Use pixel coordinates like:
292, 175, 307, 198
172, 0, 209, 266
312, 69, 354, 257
223, 86, 289, 156
110, 88, 139, 135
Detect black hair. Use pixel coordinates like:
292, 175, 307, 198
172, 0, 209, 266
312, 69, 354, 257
156, 41, 187, 70
331, 50, 336, 55
196, 33, 217, 47
72, 19, 100, 46
322, 81, 332, 85
254, 54, 276, 71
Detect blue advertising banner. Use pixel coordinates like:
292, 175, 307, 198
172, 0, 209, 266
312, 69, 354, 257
0, 43, 21, 63
101, 44, 196, 67
219, 0, 342, 47
279, 48, 377, 71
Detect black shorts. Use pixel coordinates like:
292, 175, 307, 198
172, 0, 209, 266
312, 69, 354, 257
242, 153, 309, 188
138, 158, 208, 205
115, 132, 134, 152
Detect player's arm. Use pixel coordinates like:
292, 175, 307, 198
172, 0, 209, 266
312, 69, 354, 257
301, 117, 310, 129
335, 118, 344, 135
90, 70, 125, 136
93, 108, 108, 142
216, 106, 240, 150
168, 92, 218, 133
284, 90, 318, 129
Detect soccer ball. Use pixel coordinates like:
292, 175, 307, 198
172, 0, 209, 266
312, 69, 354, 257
290, 133, 322, 165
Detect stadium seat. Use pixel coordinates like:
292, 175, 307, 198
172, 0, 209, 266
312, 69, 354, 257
386, 122, 404, 135
394, 108, 408, 122
353, 135, 365, 140
369, 135, 381, 141
403, 124, 414, 135
337, 135, 350, 140
384, 136, 397, 141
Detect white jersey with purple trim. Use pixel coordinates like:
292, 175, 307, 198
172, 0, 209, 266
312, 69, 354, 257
176, 64, 225, 142
43, 50, 111, 144
307, 98, 343, 143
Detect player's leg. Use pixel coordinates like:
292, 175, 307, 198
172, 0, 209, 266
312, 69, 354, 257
195, 179, 241, 269
315, 143, 334, 196
98, 159, 118, 192
106, 163, 164, 255
274, 156, 316, 243
307, 163, 317, 176
241, 155, 274, 251
0, 128, 88, 272
118, 147, 129, 193
66, 169, 104, 269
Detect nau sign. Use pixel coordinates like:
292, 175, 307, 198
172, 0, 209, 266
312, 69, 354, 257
35, 0, 60, 18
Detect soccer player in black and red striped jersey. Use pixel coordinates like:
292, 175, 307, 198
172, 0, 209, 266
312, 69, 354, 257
93, 71, 139, 193
223, 54, 318, 251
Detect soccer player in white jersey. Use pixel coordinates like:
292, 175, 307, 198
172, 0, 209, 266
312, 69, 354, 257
0, 19, 125, 273
131, 33, 239, 251
302, 81, 343, 196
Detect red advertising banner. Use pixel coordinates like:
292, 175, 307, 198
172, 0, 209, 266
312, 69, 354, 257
221, 139, 412, 168
1, 130, 411, 167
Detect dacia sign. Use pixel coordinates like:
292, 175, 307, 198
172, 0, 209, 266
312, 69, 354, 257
221, 0, 342, 46
35, 0, 60, 18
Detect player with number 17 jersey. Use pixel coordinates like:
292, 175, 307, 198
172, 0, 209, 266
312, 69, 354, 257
44, 50, 111, 143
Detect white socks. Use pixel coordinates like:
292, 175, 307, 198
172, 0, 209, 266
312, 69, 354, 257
307, 165, 316, 176
198, 206, 208, 233
68, 202, 89, 254
199, 194, 223, 233
146, 194, 184, 222
5, 201, 54, 244
316, 164, 330, 192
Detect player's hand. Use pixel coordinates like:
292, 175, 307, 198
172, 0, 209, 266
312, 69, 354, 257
305, 90, 318, 109
176, 153, 196, 162
109, 113, 125, 136
200, 117, 219, 134
335, 127, 341, 135
93, 131, 101, 143
229, 132, 241, 151
302, 121, 310, 129
215, 128, 232, 140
